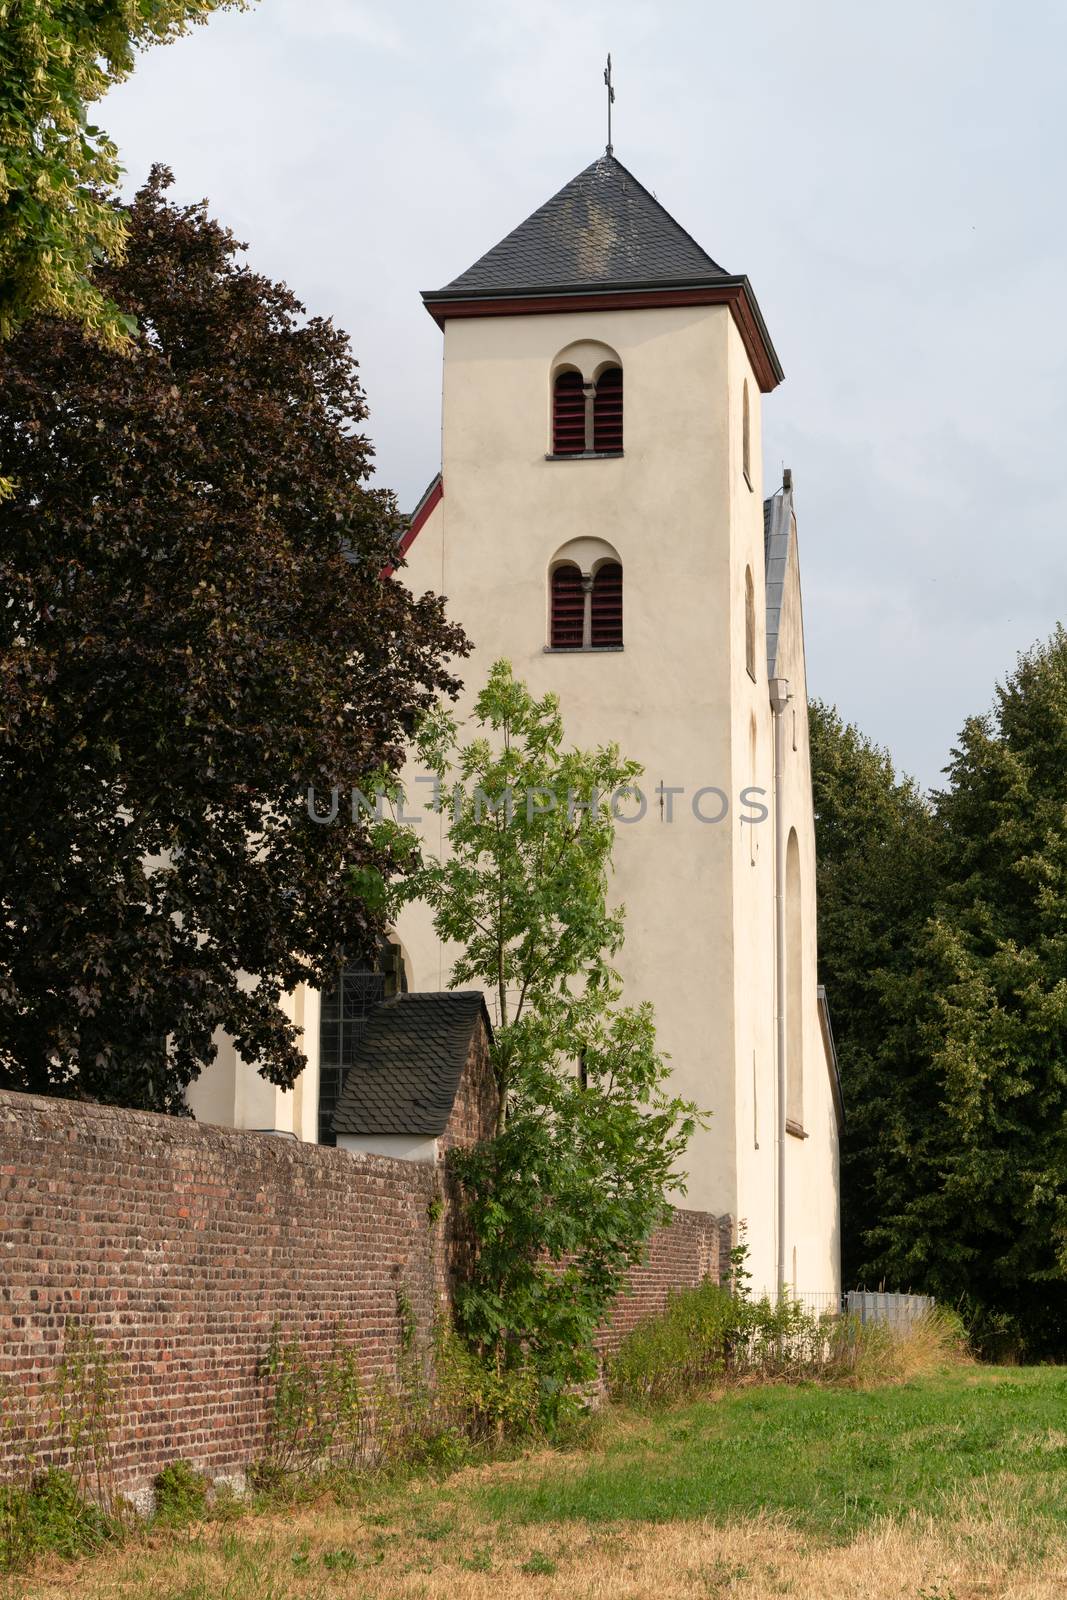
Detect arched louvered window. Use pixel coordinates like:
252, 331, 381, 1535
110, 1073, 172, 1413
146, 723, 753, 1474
547, 540, 623, 651
590, 562, 623, 648
552, 370, 586, 456
550, 564, 585, 648
593, 366, 623, 452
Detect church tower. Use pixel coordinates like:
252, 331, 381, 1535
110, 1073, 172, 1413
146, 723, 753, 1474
396, 153, 841, 1299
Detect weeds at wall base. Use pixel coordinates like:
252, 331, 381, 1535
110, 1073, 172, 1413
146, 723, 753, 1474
152, 1459, 210, 1527
0, 1308, 582, 1574
0, 1469, 123, 1570
605, 1280, 969, 1408
0, 1320, 128, 1571
1, 1290, 969, 1578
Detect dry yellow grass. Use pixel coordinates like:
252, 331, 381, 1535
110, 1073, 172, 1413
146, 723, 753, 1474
855, 1310, 974, 1387
7, 1360, 1062, 1600
9, 1484, 1066, 1600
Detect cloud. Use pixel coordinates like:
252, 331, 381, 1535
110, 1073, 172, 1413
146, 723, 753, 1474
273, 0, 406, 52
101, 0, 1067, 789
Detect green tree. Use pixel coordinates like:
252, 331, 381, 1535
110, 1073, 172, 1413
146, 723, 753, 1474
807, 701, 941, 1285
0, 167, 466, 1112
0, 0, 250, 349
874, 630, 1067, 1357
407, 662, 700, 1413
810, 632, 1067, 1359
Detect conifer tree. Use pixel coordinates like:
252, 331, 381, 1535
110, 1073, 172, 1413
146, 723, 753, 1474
810, 632, 1067, 1357
877, 630, 1067, 1356
807, 701, 940, 1286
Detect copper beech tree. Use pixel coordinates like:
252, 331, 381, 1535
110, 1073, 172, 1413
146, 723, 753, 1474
0, 167, 466, 1111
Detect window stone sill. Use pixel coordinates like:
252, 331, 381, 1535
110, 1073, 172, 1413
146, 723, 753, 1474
786, 1119, 808, 1140
544, 450, 624, 462
543, 646, 624, 654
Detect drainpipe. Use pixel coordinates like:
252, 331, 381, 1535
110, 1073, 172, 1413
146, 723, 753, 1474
769, 674, 792, 1305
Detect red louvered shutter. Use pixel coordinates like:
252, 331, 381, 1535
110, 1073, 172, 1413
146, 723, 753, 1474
593, 367, 623, 452
552, 370, 586, 455
590, 562, 623, 648
550, 565, 585, 648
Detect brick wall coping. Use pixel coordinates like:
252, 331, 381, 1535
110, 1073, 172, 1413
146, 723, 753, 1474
0, 1088, 432, 1184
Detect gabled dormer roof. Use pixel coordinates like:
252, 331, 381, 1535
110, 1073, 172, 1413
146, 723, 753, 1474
422, 152, 783, 392
331, 991, 491, 1138
435, 154, 727, 297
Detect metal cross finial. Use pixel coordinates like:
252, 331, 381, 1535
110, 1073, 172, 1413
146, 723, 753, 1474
604, 53, 615, 155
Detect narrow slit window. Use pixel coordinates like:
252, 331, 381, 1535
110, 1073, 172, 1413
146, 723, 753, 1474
550, 564, 585, 648
786, 830, 803, 1130
552, 371, 586, 455
593, 366, 623, 452
590, 562, 623, 648
742, 380, 751, 486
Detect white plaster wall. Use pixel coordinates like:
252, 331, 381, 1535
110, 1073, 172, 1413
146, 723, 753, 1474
723, 318, 781, 1295
185, 979, 321, 1141
398, 302, 743, 1220
397, 301, 838, 1296
337, 1132, 438, 1163
768, 521, 841, 1299
185, 1026, 239, 1128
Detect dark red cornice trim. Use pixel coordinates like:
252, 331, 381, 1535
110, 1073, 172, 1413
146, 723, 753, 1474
383, 473, 442, 575
423, 283, 783, 393
398, 474, 442, 559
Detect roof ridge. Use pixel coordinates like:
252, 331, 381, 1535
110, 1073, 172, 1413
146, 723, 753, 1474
381, 988, 485, 1005
602, 153, 725, 276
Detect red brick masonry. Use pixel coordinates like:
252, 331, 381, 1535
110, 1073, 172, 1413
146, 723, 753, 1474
0, 1090, 725, 1494
598, 1207, 727, 1358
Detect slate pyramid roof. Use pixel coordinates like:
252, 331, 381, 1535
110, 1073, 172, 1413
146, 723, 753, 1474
428, 153, 730, 300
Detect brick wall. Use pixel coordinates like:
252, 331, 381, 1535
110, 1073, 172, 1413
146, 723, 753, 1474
0, 1091, 448, 1495
0, 1089, 724, 1496
597, 1207, 727, 1357
439, 1017, 497, 1155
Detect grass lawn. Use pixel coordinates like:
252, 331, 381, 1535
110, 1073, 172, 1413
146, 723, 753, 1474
8, 1367, 1067, 1600
474, 1366, 1067, 1539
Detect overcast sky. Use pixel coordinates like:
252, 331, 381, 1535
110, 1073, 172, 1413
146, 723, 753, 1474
103, 0, 1066, 791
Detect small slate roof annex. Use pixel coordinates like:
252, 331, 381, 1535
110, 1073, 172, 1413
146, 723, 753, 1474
429, 153, 728, 299
331, 990, 491, 1139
